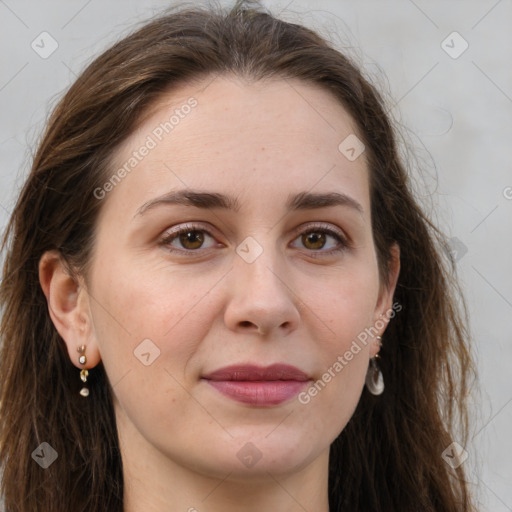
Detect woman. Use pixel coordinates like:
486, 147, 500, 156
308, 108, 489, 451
0, 1, 477, 510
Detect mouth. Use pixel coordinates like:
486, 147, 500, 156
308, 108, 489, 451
201, 363, 311, 406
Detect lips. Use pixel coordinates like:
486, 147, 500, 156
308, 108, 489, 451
202, 364, 311, 406
202, 364, 310, 382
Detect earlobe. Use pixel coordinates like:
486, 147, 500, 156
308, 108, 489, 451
38, 250, 101, 370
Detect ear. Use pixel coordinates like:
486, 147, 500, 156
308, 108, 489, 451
38, 250, 101, 370
370, 242, 400, 357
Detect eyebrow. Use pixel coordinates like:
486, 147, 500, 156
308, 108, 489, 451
134, 189, 364, 218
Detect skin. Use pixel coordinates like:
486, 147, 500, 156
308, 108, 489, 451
39, 75, 400, 512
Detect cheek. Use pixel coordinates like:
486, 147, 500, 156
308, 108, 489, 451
299, 261, 379, 410
295, 308, 373, 443
310, 259, 380, 344
88, 262, 221, 445
87, 255, 222, 394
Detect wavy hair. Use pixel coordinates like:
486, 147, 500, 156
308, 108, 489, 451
0, 1, 477, 510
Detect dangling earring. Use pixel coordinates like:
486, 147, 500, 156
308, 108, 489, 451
77, 345, 89, 397
365, 335, 384, 395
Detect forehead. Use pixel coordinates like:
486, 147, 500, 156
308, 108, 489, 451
101, 75, 370, 219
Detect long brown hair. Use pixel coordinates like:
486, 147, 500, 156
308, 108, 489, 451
0, 1, 477, 510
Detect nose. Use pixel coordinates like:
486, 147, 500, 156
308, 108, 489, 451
223, 244, 300, 337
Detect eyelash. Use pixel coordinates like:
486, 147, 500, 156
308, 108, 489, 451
159, 223, 350, 258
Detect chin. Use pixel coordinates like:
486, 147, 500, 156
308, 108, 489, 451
189, 428, 323, 480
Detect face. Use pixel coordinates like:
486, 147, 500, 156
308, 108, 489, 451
73, 76, 398, 479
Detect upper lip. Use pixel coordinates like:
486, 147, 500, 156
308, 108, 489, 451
202, 364, 311, 381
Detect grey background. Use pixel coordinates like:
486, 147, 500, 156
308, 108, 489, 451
1, 0, 511, 509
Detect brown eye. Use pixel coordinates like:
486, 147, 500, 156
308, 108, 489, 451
291, 225, 349, 257
160, 224, 218, 254
301, 231, 327, 250
178, 230, 205, 250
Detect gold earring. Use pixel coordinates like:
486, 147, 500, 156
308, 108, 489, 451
77, 345, 89, 397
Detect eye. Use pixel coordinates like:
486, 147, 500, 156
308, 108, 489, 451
290, 224, 349, 257
160, 224, 219, 254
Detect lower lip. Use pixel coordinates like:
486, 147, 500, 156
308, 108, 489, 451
204, 380, 309, 406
